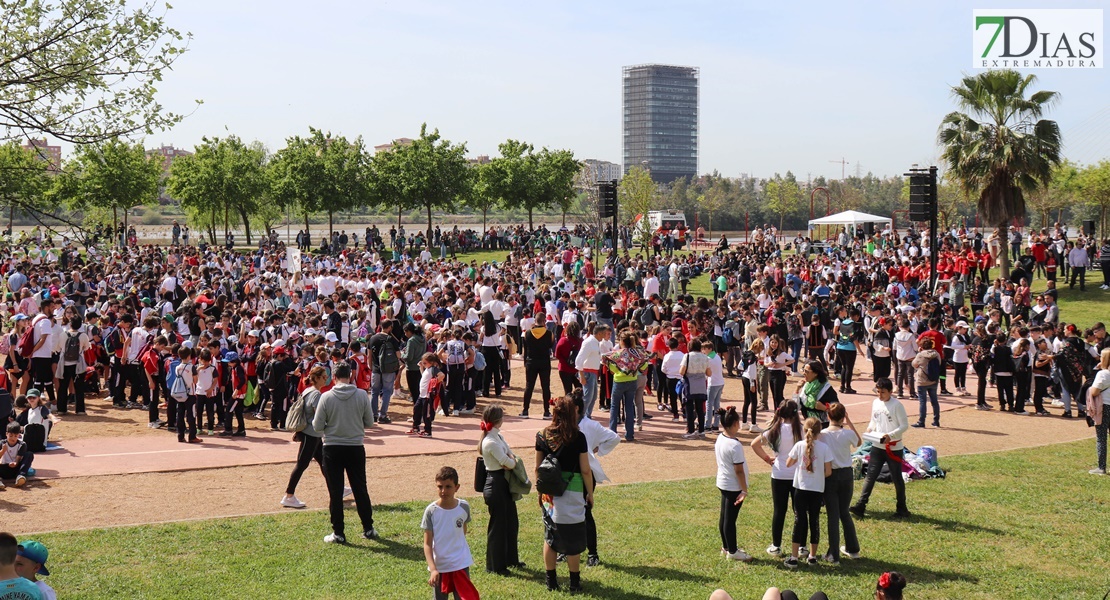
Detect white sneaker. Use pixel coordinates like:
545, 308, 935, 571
0, 480, 5, 490
280, 496, 306, 509
343, 486, 353, 498
452, 410, 460, 417
323, 533, 346, 544
727, 549, 753, 562
740, 423, 750, 431
1090, 468, 1106, 476
14, 475, 26, 487
1051, 400, 1065, 407
840, 546, 861, 559
681, 432, 699, 439
766, 545, 782, 556
749, 425, 762, 434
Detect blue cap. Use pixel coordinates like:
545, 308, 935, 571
223, 351, 239, 362
17, 540, 49, 575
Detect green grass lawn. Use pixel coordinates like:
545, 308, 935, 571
28, 440, 1110, 599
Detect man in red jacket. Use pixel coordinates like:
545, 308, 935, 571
917, 318, 949, 394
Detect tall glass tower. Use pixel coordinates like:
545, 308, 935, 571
622, 64, 699, 184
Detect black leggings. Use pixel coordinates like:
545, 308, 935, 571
285, 433, 325, 494
741, 378, 758, 425
792, 489, 823, 547
770, 478, 795, 548
718, 488, 745, 554
975, 364, 990, 406
953, 362, 968, 389
1033, 376, 1049, 413
837, 349, 857, 389
768, 370, 787, 409
686, 393, 706, 434
585, 479, 599, 556
996, 375, 1014, 410
521, 363, 551, 415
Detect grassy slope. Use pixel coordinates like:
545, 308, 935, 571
32, 440, 1109, 599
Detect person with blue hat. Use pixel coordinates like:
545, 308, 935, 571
0, 532, 41, 600
218, 352, 247, 438
14, 539, 53, 600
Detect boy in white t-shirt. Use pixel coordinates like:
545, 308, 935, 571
421, 466, 478, 600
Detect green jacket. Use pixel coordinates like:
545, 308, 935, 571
403, 334, 425, 370
508, 457, 532, 500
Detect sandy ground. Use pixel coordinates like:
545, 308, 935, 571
5, 398, 1093, 535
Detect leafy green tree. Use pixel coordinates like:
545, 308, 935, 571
1076, 161, 1110, 240
697, 178, 728, 241
270, 128, 372, 242
534, 148, 579, 228
764, 172, 802, 230
0, 142, 50, 231
483, 140, 539, 228
166, 136, 269, 245
619, 165, 657, 248
1026, 160, 1079, 229
372, 124, 470, 242
467, 162, 501, 232
938, 70, 1062, 278
61, 138, 162, 243
0, 0, 194, 144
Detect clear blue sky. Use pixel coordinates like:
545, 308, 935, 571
143, 0, 1108, 181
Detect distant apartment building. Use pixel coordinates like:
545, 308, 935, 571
373, 137, 414, 154
622, 64, 699, 184
469, 154, 491, 166
581, 159, 622, 184
146, 145, 193, 178
21, 138, 62, 171
147, 145, 193, 202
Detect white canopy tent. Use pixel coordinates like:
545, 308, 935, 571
807, 210, 892, 229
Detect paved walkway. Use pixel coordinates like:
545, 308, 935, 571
33, 386, 978, 480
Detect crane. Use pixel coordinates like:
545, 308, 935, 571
829, 158, 848, 180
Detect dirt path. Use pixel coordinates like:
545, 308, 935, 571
4, 403, 1092, 536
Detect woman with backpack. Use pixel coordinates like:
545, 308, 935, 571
911, 337, 943, 428
751, 401, 803, 558
281, 365, 346, 509
55, 316, 90, 415
535, 395, 593, 593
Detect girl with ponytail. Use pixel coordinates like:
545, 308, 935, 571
713, 406, 752, 562
783, 417, 831, 568
750, 400, 803, 557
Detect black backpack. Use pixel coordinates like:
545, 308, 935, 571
23, 425, 46, 453
535, 434, 568, 497
376, 337, 400, 373
63, 331, 82, 363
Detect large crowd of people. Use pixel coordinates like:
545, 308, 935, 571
2, 217, 1109, 598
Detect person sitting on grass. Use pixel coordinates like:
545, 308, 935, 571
421, 466, 478, 600
708, 569, 907, 599
14, 540, 54, 600
0, 422, 33, 489
0, 532, 41, 599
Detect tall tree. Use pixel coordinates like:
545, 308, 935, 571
1076, 160, 1110, 240
270, 128, 372, 242
534, 149, 580, 228
764, 172, 802, 230
0, 0, 194, 144
697, 178, 727, 241
373, 124, 470, 242
619, 165, 657, 248
938, 70, 1062, 278
0, 142, 50, 232
166, 136, 269, 246
467, 162, 501, 233
62, 138, 162, 244
1026, 160, 1079, 229
483, 140, 539, 229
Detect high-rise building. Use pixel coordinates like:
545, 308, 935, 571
21, 138, 62, 171
622, 64, 699, 184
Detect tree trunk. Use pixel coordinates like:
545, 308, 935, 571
528, 208, 534, 230
303, 210, 310, 244
328, 209, 334, 241
481, 208, 488, 233
397, 206, 402, 230
122, 207, 129, 247
238, 208, 253, 245
562, 208, 567, 228
224, 204, 229, 237
9, 202, 13, 234
112, 206, 118, 246
209, 206, 218, 244
426, 203, 433, 244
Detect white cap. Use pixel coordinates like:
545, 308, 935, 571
955, 321, 969, 329
325, 332, 339, 342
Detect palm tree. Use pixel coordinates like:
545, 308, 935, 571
938, 70, 1062, 279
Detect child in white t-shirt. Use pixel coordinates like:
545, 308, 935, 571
421, 466, 478, 600
784, 417, 832, 568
